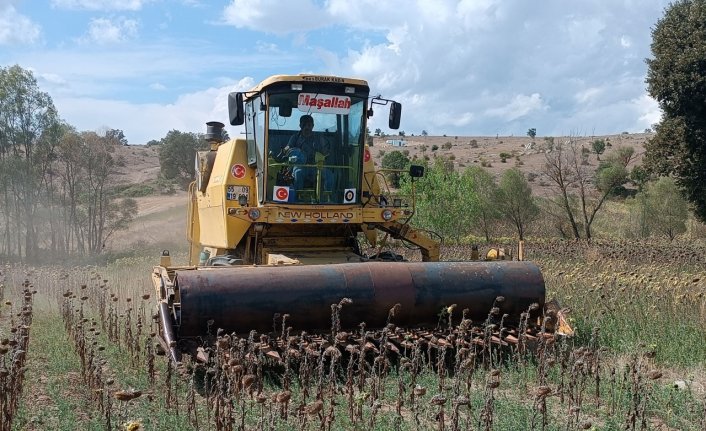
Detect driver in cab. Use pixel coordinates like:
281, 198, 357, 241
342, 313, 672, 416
284, 115, 333, 192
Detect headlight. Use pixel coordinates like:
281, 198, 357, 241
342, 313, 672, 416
381, 209, 393, 221
248, 208, 261, 220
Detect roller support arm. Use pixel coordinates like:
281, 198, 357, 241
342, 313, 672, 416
372, 221, 440, 262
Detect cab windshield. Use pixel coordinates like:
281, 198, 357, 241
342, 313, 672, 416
265, 91, 365, 205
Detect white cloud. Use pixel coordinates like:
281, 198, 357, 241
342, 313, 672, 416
53, 77, 255, 144
255, 41, 279, 53
313, 0, 669, 136
4, 0, 673, 143
575, 87, 603, 105
0, 4, 41, 45
634, 94, 661, 129
223, 0, 327, 35
486, 93, 545, 121
81, 17, 138, 44
50, 0, 152, 11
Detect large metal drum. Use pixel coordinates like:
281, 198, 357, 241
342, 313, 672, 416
174, 261, 545, 336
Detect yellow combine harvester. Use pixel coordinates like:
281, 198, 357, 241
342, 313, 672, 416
152, 74, 558, 363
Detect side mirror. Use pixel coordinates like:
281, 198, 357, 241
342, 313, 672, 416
409, 165, 424, 178
228, 92, 245, 125
388, 101, 402, 129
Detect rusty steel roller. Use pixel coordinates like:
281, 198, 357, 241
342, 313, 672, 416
174, 261, 545, 337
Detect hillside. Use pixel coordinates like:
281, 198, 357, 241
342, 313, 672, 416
107, 133, 651, 251
369, 132, 650, 195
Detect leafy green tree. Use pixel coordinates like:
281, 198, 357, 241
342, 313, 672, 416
595, 160, 629, 196
646, 177, 688, 240
464, 166, 500, 241
381, 150, 410, 188
629, 165, 651, 191
527, 128, 537, 140
645, 0, 706, 222
365, 126, 373, 146
496, 169, 538, 240
421, 130, 428, 136
398, 131, 406, 137
158, 130, 206, 188
626, 177, 688, 240
374, 128, 381, 136
624, 192, 652, 238
105, 128, 128, 146
591, 139, 606, 160
0, 65, 59, 260
401, 158, 479, 242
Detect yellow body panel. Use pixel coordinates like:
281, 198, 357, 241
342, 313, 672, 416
196, 138, 254, 249
184, 74, 441, 264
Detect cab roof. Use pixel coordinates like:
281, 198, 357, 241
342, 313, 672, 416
247, 74, 370, 94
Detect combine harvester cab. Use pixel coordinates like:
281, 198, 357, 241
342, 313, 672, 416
151, 74, 572, 364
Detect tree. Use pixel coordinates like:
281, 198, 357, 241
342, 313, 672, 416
527, 128, 537, 140
374, 128, 381, 137
629, 165, 651, 191
542, 138, 631, 239
0, 65, 59, 260
542, 139, 581, 238
400, 158, 479, 243
158, 130, 206, 188
496, 169, 538, 240
381, 150, 410, 188
104, 128, 128, 146
365, 126, 373, 146
591, 139, 606, 160
0, 65, 136, 260
464, 166, 500, 241
645, 0, 706, 222
421, 130, 428, 136
646, 177, 688, 240
398, 131, 406, 137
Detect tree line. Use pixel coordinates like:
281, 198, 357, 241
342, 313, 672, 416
0, 65, 136, 262
384, 141, 692, 244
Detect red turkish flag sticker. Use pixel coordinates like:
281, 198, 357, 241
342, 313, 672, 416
231, 164, 246, 179
273, 186, 289, 202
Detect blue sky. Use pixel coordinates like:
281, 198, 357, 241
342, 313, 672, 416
1, 0, 667, 144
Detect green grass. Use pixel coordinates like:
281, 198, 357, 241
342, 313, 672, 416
12, 312, 106, 431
